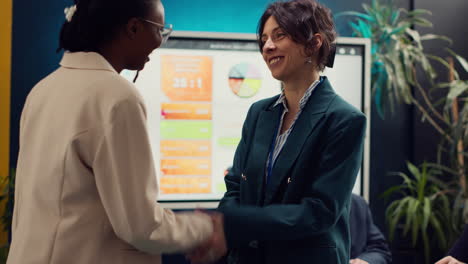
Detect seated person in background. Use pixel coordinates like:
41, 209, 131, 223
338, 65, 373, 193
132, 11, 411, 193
436, 224, 468, 264
350, 194, 392, 264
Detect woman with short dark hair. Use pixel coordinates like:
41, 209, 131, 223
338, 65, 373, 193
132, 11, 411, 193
190, 0, 367, 263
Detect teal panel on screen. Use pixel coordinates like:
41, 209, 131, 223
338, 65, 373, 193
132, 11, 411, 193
164, 0, 274, 33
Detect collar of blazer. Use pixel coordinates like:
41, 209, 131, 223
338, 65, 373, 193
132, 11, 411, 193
254, 77, 337, 204
267, 77, 335, 114
60, 52, 117, 73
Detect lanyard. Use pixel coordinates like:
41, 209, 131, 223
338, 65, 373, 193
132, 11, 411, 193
266, 105, 283, 185
265, 77, 324, 186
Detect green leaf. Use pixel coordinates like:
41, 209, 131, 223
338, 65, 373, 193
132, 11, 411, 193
363, 3, 375, 20
411, 213, 419, 247
405, 198, 419, 237
380, 185, 404, 201
335, 11, 376, 22
405, 28, 422, 49
391, 22, 411, 36
390, 9, 401, 25
446, 81, 468, 110
422, 197, 431, 230
350, 22, 365, 37
422, 231, 430, 263
426, 54, 460, 80
420, 34, 453, 44
387, 197, 410, 241
390, 172, 416, 193
429, 215, 447, 250
446, 48, 468, 73
407, 162, 421, 181
407, 9, 432, 17
357, 19, 373, 38
386, 201, 400, 242
419, 163, 428, 199
419, 53, 437, 79
412, 17, 433, 28
401, 49, 415, 85
447, 80, 468, 100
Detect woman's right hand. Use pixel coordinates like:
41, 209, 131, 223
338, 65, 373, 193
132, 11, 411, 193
435, 256, 466, 264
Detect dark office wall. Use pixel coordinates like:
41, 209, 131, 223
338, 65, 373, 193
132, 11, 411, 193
9, 0, 64, 170
408, 1, 468, 261
412, 0, 468, 166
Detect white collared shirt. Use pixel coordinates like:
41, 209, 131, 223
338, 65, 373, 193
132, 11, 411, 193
265, 78, 322, 182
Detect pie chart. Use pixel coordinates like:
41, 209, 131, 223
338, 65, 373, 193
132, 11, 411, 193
228, 63, 262, 98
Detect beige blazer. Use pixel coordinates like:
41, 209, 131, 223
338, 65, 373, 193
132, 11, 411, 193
7, 52, 213, 264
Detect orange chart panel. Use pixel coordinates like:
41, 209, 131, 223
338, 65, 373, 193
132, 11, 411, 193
160, 159, 211, 176
161, 55, 213, 101
161, 103, 212, 120
160, 176, 211, 194
161, 140, 211, 157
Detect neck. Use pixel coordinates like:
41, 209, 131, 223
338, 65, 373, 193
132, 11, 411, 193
283, 71, 320, 112
98, 44, 125, 73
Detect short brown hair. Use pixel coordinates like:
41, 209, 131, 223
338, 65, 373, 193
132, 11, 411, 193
257, 0, 337, 71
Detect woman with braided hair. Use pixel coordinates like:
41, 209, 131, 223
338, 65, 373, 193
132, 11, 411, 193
7, 0, 223, 263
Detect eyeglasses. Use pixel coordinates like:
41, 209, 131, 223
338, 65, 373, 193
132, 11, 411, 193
140, 18, 173, 44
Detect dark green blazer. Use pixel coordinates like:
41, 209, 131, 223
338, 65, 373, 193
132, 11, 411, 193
218, 77, 367, 264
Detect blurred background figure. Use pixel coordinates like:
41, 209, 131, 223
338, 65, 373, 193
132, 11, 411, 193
350, 194, 392, 264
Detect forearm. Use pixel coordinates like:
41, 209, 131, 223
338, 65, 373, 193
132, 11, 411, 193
220, 198, 340, 247
93, 99, 213, 254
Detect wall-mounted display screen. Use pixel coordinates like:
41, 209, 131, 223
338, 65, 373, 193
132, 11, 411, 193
122, 32, 371, 208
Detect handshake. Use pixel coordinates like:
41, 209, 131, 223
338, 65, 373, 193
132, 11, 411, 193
187, 211, 228, 264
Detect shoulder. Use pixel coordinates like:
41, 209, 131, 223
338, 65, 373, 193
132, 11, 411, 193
322, 93, 366, 134
350, 194, 369, 220
242, 94, 280, 121
328, 95, 365, 121
69, 70, 147, 125
93, 74, 147, 122
311, 78, 366, 126
92, 73, 144, 105
351, 194, 368, 208
250, 94, 280, 112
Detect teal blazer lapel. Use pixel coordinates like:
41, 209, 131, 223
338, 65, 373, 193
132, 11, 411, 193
264, 79, 336, 204
250, 103, 283, 204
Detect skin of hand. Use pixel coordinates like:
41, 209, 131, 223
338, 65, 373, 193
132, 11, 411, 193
349, 258, 369, 264
435, 256, 466, 264
187, 211, 227, 264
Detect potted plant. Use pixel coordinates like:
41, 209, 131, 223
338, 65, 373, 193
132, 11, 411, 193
336, 0, 451, 117
0, 169, 15, 262
338, 0, 468, 263
382, 162, 454, 263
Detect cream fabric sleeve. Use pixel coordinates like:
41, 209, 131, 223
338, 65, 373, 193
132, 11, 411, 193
92, 97, 213, 254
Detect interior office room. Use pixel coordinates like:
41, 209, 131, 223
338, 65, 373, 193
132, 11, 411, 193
1, 0, 467, 263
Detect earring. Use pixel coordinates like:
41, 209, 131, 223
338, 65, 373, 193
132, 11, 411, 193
305, 57, 313, 64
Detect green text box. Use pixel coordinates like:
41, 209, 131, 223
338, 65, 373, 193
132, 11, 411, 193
160, 121, 212, 139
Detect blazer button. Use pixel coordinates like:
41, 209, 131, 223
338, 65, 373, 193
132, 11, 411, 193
241, 173, 247, 181
249, 240, 258, 248
287, 177, 291, 184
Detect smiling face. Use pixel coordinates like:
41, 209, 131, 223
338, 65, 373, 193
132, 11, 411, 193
125, 0, 165, 71
260, 16, 315, 83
